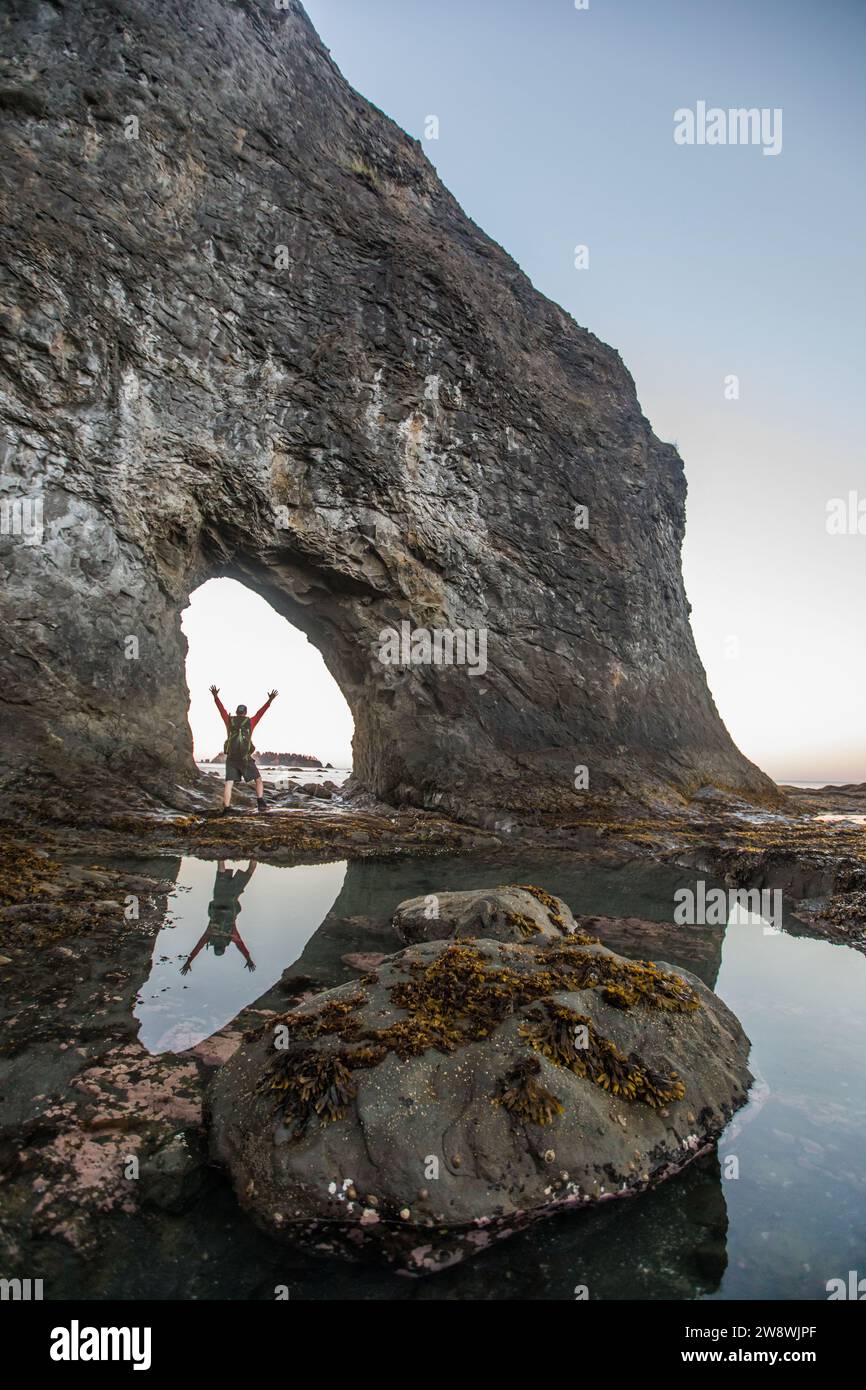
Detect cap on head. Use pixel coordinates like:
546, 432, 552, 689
236, 703, 247, 715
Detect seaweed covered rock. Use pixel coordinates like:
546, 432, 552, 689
392, 884, 578, 945
208, 930, 752, 1273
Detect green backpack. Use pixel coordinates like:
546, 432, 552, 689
224, 715, 253, 764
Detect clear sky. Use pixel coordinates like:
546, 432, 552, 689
187, 0, 866, 781
184, 579, 354, 765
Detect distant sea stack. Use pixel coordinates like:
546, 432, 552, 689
206, 752, 323, 767
0, 0, 778, 821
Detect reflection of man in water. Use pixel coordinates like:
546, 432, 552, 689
180, 860, 257, 973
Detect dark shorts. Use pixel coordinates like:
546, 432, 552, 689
225, 759, 259, 784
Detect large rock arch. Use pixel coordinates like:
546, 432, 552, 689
0, 0, 775, 819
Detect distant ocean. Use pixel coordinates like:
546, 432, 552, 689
195, 769, 855, 792
196, 761, 351, 787
781, 780, 859, 789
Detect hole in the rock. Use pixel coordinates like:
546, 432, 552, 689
181, 577, 355, 777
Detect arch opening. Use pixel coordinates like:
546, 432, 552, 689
181, 577, 354, 781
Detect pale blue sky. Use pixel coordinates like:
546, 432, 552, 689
189, 1, 866, 780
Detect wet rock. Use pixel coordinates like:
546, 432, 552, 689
575, 914, 725, 991
340, 951, 389, 972
138, 1131, 208, 1213
208, 928, 752, 1273
278, 973, 327, 999
33, 880, 63, 897
794, 890, 866, 949
393, 884, 577, 945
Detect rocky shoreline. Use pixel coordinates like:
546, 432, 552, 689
1, 780, 864, 1291
6, 778, 866, 944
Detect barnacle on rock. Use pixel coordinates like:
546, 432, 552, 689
498, 1057, 563, 1126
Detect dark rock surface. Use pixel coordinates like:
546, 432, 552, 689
1, 838, 851, 1295
208, 925, 752, 1272
0, 0, 776, 821
0, 851, 209, 1257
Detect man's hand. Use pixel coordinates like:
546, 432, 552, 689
180, 959, 192, 976
209, 684, 220, 697
244, 959, 257, 972
267, 689, 278, 701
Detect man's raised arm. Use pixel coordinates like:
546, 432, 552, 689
250, 689, 278, 731
209, 684, 230, 729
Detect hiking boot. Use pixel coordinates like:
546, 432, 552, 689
219, 806, 233, 816
257, 798, 268, 814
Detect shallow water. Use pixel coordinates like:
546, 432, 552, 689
127, 852, 866, 1300
135, 858, 347, 1052
195, 761, 351, 790
816, 812, 866, 825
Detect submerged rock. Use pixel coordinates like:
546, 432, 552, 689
208, 912, 752, 1273
138, 1131, 208, 1213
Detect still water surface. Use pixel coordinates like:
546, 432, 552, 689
128, 853, 865, 1300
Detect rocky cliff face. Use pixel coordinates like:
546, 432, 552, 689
0, 0, 775, 819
